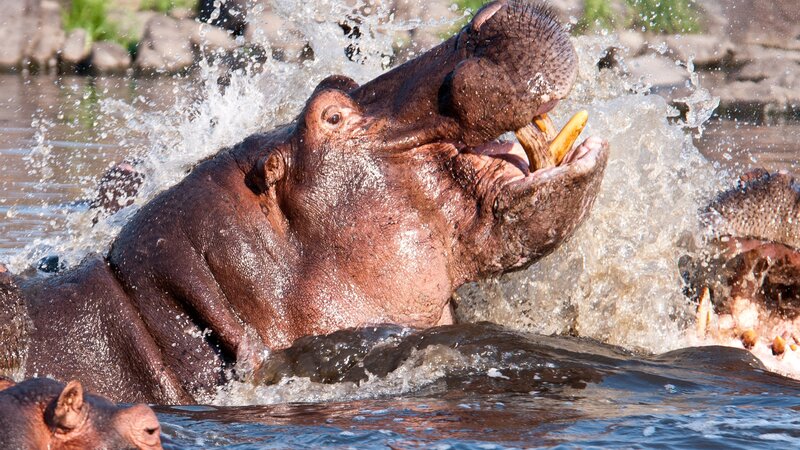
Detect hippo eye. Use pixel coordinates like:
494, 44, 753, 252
322, 106, 343, 126
327, 113, 341, 125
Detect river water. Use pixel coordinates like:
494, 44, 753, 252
2, 11, 800, 448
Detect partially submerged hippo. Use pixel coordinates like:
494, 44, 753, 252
688, 169, 800, 358
0, 1, 608, 403
0, 378, 161, 450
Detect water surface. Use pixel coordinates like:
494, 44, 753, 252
1, 29, 800, 448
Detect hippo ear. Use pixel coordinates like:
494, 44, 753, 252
246, 151, 285, 194
262, 152, 285, 187
54, 380, 86, 431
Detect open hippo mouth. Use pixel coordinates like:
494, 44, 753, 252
692, 170, 800, 371
460, 108, 599, 185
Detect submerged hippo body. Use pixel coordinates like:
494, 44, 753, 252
1, 1, 609, 403
690, 170, 800, 352
0, 378, 161, 450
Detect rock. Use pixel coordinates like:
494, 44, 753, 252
245, 10, 308, 62
0, 0, 33, 71
189, 22, 238, 56
711, 0, 800, 50
714, 80, 800, 122
736, 57, 800, 84
134, 15, 195, 75
662, 34, 735, 68
59, 29, 91, 74
617, 30, 646, 56
737, 45, 800, 66
170, 7, 194, 20
0, 0, 72, 73
26, 0, 65, 72
627, 54, 689, 87
108, 10, 158, 46
198, 0, 249, 36
89, 41, 131, 75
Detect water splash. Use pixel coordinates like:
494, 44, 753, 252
10, 2, 733, 400
456, 35, 726, 355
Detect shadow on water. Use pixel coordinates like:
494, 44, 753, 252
154, 323, 800, 449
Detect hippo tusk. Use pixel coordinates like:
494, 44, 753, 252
515, 122, 554, 170
549, 110, 589, 165
515, 111, 589, 172
695, 287, 713, 337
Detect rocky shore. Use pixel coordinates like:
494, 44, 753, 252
0, 0, 798, 122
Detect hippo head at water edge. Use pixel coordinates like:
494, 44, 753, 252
243, 0, 608, 291
110, 0, 608, 343
687, 170, 800, 371
0, 378, 162, 450
9, 0, 608, 404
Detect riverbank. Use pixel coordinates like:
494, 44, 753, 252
0, 0, 798, 123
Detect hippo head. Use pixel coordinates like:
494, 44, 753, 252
691, 170, 800, 359
244, 0, 608, 327
0, 378, 162, 449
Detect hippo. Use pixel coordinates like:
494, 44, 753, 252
0, 1, 609, 404
687, 169, 800, 357
0, 378, 161, 450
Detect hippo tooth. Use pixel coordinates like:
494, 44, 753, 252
792, 344, 798, 352
549, 110, 589, 166
515, 123, 554, 171
741, 329, 758, 349
534, 114, 557, 140
695, 287, 713, 337
773, 336, 787, 356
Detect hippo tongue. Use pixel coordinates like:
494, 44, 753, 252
515, 111, 589, 171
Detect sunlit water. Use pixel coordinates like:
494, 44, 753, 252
1, 2, 800, 447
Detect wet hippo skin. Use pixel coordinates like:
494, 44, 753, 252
1, 1, 609, 403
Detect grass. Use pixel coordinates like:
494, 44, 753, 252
140, 0, 199, 13
63, 0, 121, 44
63, 0, 200, 52
626, 0, 701, 34
575, 0, 617, 34
453, 0, 702, 34
457, 0, 487, 12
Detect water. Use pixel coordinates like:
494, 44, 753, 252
2, 3, 800, 447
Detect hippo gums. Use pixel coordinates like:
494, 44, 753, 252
0, 378, 162, 450
0, 1, 609, 403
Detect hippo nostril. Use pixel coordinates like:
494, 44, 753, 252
472, 1, 506, 32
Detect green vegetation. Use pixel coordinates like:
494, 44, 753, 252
575, 0, 617, 34
456, 0, 487, 12
626, 0, 700, 34
63, 0, 121, 44
140, 0, 199, 13
453, 0, 702, 34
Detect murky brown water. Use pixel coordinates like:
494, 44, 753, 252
0, 74, 197, 259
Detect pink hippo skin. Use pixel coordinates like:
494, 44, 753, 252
0, 378, 161, 450
0, 1, 609, 403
